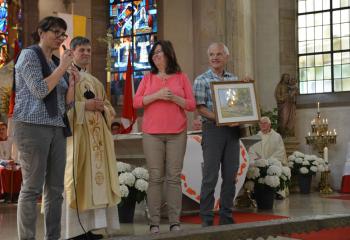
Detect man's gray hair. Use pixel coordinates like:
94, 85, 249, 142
207, 42, 230, 56
70, 36, 91, 50
260, 116, 271, 124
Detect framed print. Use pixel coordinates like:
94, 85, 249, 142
210, 81, 260, 126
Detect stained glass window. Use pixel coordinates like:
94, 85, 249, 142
0, 0, 8, 68
298, 0, 350, 93
109, 0, 157, 105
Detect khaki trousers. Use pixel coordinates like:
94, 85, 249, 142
142, 131, 187, 226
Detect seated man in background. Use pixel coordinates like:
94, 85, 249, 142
0, 122, 21, 202
249, 116, 288, 199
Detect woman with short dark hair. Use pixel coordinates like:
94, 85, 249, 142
13, 16, 78, 240
134, 40, 195, 233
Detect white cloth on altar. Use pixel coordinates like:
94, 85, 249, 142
61, 196, 120, 239
181, 135, 250, 209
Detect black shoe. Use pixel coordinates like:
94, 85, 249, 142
69, 232, 89, 240
88, 231, 104, 240
201, 220, 213, 227
219, 217, 235, 225
69, 231, 103, 240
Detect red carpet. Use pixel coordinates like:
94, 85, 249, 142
180, 211, 287, 225
289, 226, 350, 240
324, 195, 350, 201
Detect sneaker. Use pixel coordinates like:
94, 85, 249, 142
170, 224, 181, 231
150, 225, 160, 234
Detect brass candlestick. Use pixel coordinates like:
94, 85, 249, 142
305, 113, 336, 154
305, 103, 336, 194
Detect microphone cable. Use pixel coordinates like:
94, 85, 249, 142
66, 57, 88, 239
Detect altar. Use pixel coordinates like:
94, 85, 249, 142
114, 132, 256, 209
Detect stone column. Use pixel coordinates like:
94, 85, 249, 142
90, 0, 108, 86
22, 0, 39, 47
192, 0, 255, 79
279, 0, 297, 76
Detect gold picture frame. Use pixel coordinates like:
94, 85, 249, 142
211, 80, 260, 126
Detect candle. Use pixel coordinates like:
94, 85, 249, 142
326, 118, 328, 124
308, 132, 311, 136
317, 102, 320, 112
322, 119, 325, 124
324, 146, 328, 162
107, 71, 111, 83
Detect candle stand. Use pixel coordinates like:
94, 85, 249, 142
305, 107, 336, 194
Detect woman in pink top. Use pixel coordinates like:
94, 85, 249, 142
134, 40, 195, 233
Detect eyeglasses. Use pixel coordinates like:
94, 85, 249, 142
48, 29, 68, 39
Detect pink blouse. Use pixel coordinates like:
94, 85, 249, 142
133, 72, 195, 134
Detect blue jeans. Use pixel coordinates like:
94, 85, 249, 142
14, 122, 66, 240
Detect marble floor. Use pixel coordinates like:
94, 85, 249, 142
1, 192, 350, 239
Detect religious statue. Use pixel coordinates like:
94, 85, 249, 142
274, 73, 298, 138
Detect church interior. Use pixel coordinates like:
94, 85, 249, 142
1, 0, 350, 239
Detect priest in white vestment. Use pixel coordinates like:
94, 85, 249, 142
249, 116, 288, 198
62, 37, 121, 240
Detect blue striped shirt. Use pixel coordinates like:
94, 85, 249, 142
13, 49, 68, 127
193, 69, 238, 115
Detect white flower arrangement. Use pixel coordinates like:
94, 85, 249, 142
132, 167, 149, 181
117, 161, 132, 173
119, 172, 136, 187
117, 162, 149, 204
288, 151, 328, 176
246, 157, 291, 191
120, 184, 129, 198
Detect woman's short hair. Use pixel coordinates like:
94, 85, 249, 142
31, 16, 67, 43
148, 40, 181, 74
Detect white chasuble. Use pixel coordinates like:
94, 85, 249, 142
64, 71, 121, 212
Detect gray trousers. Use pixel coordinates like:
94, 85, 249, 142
200, 121, 240, 225
14, 122, 66, 240
142, 131, 187, 226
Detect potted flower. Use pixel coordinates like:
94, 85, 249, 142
287, 151, 328, 193
117, 162, 149, 223
245, 157, 291, 209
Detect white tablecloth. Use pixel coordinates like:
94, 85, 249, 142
181, 135, 250, 209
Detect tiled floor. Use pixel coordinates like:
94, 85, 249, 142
1, 193, 350, 239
